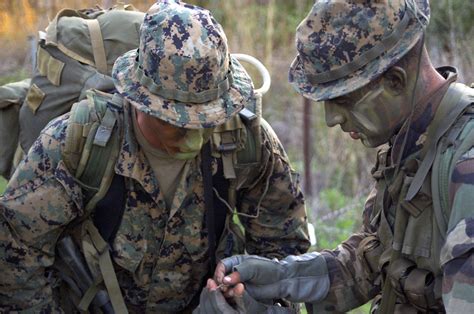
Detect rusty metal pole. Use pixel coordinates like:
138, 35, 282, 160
303, 97, 313, 196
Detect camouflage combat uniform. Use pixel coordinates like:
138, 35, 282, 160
311, 68, 474, 312
0, 1, 309, 312
288, 0, 473, 312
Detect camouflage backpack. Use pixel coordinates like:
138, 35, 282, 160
0, 79, 31, 178
0, 4, 144, 179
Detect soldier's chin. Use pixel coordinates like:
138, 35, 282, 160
360, 134, 384, 148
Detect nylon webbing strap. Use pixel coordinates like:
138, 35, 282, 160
378, 206, 410, 314
86, 19, 108, 74
307, 12, 411, 84
78, 278, 101, 311
405, 84, 468, 201
134, 62, 233, 104
85, 221, 128, 314
201, 141, 217, 271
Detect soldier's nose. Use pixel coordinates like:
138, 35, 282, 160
324, 103, 345, 127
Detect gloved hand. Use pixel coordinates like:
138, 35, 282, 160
193, 285, 237, 314
193, 281, 298, 314
215, 252, 330, 303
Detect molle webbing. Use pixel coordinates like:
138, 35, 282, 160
63, 91, 122, 212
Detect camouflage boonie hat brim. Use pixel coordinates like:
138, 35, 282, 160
112, 0, 254, 129
289, 0, 430, 102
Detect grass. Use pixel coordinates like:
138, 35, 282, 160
0, 176, 6, 194
0, 69, 30, 86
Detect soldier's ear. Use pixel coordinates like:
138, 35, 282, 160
382, 66, 407, 96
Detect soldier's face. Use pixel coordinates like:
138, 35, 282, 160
324, 78, 411, 148
136, 109, 212, 158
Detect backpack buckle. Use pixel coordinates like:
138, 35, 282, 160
218, 143, 238, 152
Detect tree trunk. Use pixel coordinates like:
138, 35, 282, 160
264, 0, 275, 70
303, 97, 313, 196
103, 0, 113, 9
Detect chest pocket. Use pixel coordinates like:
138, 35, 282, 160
399, 176, 434, 258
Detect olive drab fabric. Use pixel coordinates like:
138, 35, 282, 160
0, 79, 30, 178
112, 0, 254, 129
289, 0, 430, 101
18, 6, 144, 153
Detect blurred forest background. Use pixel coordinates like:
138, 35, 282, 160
0, 1, 473, 312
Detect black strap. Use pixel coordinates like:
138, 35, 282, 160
93, 174, 126, 245
212, 158, 230, 251
201, 141, 217, 271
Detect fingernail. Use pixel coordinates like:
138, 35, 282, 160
223, 276, 231, 283
228, 290, 234, 297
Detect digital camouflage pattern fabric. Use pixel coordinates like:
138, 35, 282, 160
289, 0, 430, 101
0, 100, 310, 312
0, 0, 309, 312
113, 0, 254, 129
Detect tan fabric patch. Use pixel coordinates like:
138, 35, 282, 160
26, 84, 46, 114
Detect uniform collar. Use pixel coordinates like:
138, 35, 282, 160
390, 66, 458, 164
114, 101, 163, 204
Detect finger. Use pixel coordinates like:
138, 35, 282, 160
223, 286, 237, 298
223, 271, 241, 286
221, 255, 245, 274
214, 262, 226, 284
222, 282, 244, 298
207, 278, 218, 290
233, 283, 245, 297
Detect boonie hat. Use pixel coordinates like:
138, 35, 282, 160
113, 0, 254, 128
289, 0, 430, 101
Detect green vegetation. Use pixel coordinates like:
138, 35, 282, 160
0, 177, 6, 194
0, 69, 29, 86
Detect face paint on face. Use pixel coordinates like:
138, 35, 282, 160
171, 128, 214, 160
352, 84, 411, 147
325, 82, 409, 148
135, 109, 213, 159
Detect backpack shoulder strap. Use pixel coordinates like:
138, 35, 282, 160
406, 83, 473, 201
63, 90, 123, 213
432, 85, 474, 235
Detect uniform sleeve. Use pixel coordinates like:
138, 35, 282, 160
0, 115, 83, 312
236, 120, 310, 258
311, 186, 382, 312
441, 150, 474, 312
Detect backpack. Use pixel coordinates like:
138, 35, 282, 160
0, 79, 30, 178
0, 4, 144, 179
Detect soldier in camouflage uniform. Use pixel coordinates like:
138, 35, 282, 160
0, 1, 310, 313
199, 0, 473, 313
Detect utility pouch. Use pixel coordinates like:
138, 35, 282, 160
404, 268, 437, 311
357, 235, 383, 281
387, 257, 416, 302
